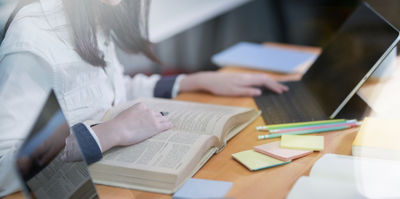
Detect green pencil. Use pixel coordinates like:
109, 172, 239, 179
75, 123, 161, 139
257, 125, 351, 140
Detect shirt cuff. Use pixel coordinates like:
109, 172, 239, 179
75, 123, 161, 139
71, 123, 103, 165
154, 75, 178, 98
82, 122, 103, 152
171, 74, 186, 98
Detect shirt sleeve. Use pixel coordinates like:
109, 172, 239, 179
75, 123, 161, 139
82, 122, 103, 152
123, 74, 161, 100
171, 74, 186, 98
124, 74, 186, 100
0, 53, 53, 197
70, 123, 103, 165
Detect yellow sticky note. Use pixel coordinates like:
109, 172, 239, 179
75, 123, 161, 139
232, 150, 290, 171
280, 135, 324, 151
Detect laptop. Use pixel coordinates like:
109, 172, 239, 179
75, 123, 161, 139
14, 91, 99, 199
256, 2, 400, 124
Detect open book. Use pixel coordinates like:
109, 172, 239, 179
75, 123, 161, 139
287, 154, 400, 199
352, 117, 400, 161
88, 98, 259, 194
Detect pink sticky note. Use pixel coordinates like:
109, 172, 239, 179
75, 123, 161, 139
254, 141, 313, 162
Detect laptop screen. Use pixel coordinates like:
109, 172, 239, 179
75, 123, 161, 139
302, 2, 399, 117
15, 91, 99, 199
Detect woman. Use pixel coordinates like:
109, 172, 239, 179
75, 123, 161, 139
0, 0, 288, 196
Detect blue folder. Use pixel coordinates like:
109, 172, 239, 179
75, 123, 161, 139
173, 178, 233, 199
212, 42, 317, 74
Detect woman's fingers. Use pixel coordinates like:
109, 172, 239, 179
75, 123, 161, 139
154, 111, 163, 118
264, 79, 289, 94
153, 111, 173, 130
231, 87, 262, 96
156, 119, 173, 131
154, 111, 169, 120
242, 74, 289, 94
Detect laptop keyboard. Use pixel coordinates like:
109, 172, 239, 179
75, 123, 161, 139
255, 82, 327, 124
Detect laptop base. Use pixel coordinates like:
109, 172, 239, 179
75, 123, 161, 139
255, 82, 327, 124
255, 83, 372, 124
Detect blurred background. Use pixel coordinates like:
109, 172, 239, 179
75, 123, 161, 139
1, 0, 399, 75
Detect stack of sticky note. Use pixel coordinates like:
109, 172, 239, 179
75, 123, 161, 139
233, 135, 324, 171
233, 119, 355, 171
254, 141, 313, 162
281, 135, 324, 151
232, 150, 291, 171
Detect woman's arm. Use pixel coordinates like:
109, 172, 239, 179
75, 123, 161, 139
63, 102, 172, 164
180, 72, 289, 96
125, 71, 288, 100
91, 102, 172, 152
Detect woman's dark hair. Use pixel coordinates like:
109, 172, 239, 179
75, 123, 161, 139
3, 0, 159, 67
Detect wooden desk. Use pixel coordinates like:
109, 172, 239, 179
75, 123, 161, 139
6, 44, 400, 199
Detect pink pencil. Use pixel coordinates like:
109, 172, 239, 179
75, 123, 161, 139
269, 122, 359, 134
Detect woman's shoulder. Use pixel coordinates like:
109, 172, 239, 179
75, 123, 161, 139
3, 2, 54, 44
0, 2, 77, 65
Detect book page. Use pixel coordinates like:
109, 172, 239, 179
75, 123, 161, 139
309, 154, 400, 198
287, 176, 364, 199
27, 153, 97, 199
310, 154, 359, 183
92, 129, 219, 175
103, 98, 252, 138
219, 110, 259, 150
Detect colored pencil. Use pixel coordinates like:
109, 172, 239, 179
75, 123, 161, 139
269, 120, 359, 134
256, 119, 346, 131
257, 124, 360, 140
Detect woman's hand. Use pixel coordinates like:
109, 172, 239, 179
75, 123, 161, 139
180, 72, 289, 96
92, 103, 172, 152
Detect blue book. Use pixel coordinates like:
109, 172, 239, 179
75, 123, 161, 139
212, 42, 317, 74
173, 178, 233, 199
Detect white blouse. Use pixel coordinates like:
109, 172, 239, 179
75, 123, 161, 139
0, 0, 182, 196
